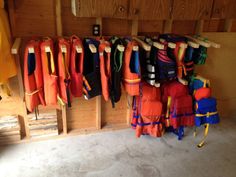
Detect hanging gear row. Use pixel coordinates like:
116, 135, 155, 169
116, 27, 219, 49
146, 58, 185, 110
23, 34, 220, 147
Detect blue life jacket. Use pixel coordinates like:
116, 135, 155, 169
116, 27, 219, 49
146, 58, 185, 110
195, 97, 220, 126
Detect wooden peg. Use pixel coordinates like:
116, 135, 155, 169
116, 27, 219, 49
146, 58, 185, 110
45, 46, 51, 52
89, 44, 97, 53
61, 45, 67, 53
105, 46, 111, 53
133, 37, 151, 51
117, 44, 125, 52
153, 42, 164, 50
159, 38, 166, 43
186, 35, 211, 48
180, 43, 188, 49
11, 38, 21, 54
196, 36, 221, 48
28, 47, 35, 53
75, 45, 82, 53
168, 42, 176, 49
187, 41, 199, 48
132, 45, 139, 51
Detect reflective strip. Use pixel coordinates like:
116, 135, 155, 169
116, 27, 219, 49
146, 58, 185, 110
137, 121, 161, 126
171, 113, 194, 118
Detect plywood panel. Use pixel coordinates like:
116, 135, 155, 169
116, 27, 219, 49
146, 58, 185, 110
138, 20, 163, 36
172, 20, 196, 34
231, 20, 236, 32
67, 97, 97, 130
61, 0, 96, 36
203, 19, 225, 32
195, 32, 236, 118
72, 0, 128, 18
102, 18, 132, 36
172, 0, 213, 20
9, 0, 56, 37
129, 0, 171, 20
211, 0, 236, 19
101, 88, 127, 126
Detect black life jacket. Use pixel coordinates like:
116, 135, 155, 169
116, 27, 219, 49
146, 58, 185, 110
144, 37, 159, 85
82, 38, 101, 99
109, 37, 124, 107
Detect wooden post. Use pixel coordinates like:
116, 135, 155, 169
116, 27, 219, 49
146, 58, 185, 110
163, 19, 173, 33
126, 19, 139, 126
55, 0, 62, 36
96, 96, 102, 129
11, 38, 30, 139
196, 20, 204, 35
95, 17, 102, 129
61, 105, 68, 134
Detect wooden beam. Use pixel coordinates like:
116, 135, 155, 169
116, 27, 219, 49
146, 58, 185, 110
224, 19, 233, 32
55, 0, 62, 36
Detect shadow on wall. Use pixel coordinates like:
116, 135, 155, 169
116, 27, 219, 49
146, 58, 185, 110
195, 32, 236, 119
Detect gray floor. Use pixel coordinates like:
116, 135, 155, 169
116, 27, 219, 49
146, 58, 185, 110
0, 119, 236, 177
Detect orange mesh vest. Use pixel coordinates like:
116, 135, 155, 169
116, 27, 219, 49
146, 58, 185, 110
70, 35, 84, 98
123, 41, 141, 96
24, 39, 45, 112
99, 41, 111, 101
57, 38, 71, 106
40, 38, 58, 105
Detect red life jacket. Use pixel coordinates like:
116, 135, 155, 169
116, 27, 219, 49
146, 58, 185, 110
99, 41, 111, 101
70, 35, 84, 98
123, 41, 141, 96
132, 82, 164, 138
162, 81, 194, 129
24, 39, 45, 112
40, 38, 58, 105
57, 38, 71, 107
174, 42, 187, 79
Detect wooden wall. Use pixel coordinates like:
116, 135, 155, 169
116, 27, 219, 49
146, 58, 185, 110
1, 0, 236, 143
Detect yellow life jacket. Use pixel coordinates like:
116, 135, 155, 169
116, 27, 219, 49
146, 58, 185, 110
0, 0, 17, 85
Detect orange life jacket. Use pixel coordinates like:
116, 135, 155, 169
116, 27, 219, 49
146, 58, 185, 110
174, 42, 187, 78
24, 39, 45, 112
99, 41, 111, 101
123, 41, 141, 96
40, 37, 58, 105
57, 38, 71, 107
70, 35, 84, 98
132, 82, 164, 138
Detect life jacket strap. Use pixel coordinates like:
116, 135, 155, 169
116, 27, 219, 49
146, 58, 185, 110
195, 111, 218, 117
196, 123, 210, 148
25, 87, 42, 96
165, 96, 172, 127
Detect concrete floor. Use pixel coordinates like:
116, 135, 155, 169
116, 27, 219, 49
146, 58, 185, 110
0, 119, 236, 177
